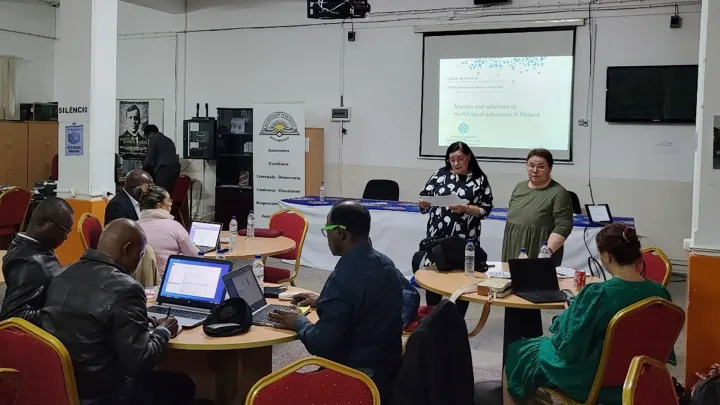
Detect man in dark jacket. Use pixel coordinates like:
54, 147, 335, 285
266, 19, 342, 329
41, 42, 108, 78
104, 168, 153, 225
143, 125, 180, 195
269, 200, 403, 403
0, 197, 73, 324
40, 219, 192, 405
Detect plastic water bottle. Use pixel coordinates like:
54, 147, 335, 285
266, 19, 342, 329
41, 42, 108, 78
247, 211, 255, 239
229, 216, 238, 250
518, 248, 529, 259
319, 182, 325, 202
253, 255, 264, 285
464, 238, 475, 278
539, 241, 552, 259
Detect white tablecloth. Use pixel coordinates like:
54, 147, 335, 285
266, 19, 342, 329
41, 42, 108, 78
279, 200, 622, 278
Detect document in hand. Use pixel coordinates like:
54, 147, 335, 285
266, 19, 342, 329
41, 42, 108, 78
419, 194, 469, 207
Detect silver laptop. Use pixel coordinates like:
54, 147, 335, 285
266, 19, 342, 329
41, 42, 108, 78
222, 265, 294, 327
189, 221, 222, 253
148, 255, 232, 328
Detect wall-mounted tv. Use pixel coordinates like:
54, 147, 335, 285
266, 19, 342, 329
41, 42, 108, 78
605, 65, 698, 124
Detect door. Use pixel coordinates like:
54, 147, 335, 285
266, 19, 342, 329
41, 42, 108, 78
27, 122, 58, 186
0, 122, 29, 188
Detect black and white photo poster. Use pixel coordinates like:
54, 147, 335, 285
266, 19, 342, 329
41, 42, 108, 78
118, 100, 149, 159
253, 102, 306, 227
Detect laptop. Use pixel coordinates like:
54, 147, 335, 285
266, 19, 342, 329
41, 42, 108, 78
148, 255, 232, 328
222, 265, 294, 327
508, 258, 565, 304
189, 221, 222, 253
585, 204, 614, 225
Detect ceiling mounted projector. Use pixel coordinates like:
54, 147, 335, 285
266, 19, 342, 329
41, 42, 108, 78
307, 0, 371, 19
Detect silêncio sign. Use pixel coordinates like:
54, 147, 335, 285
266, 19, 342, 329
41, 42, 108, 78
58, 106, 88, 114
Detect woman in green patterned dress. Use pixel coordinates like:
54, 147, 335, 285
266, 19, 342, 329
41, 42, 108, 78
502, 224, 671, 405
501, 149, 574, 357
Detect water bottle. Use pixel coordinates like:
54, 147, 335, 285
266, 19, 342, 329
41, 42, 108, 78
247, 211, 255, 239
539, 241, 552, 259
464, 238, 475, 278
253, 255, 264, 285
319, 182, 325, 202
229, 216, 238, 250
518, 248, 529, 259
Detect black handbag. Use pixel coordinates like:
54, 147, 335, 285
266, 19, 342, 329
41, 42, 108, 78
414, 235, 488, 273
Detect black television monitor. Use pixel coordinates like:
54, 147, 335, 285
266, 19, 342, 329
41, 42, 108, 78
605, 65, 698, 124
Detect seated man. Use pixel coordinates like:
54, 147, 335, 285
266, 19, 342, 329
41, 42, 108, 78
269, 200, 403, 403
105, 168, 153, 225
0, 197, 73, 324
40, 219, 193, 405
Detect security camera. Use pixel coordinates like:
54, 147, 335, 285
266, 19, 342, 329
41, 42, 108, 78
49, 2, 60, 8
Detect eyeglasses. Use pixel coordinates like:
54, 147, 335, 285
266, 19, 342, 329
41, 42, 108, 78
321, 224, 347, 237
48, 218, 71, 235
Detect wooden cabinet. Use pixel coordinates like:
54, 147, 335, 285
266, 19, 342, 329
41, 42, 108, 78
27, 122, 58, 186
0, 121, 58, 189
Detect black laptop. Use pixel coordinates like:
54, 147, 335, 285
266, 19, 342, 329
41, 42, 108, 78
508, 258, 565, 304
222, 265, 294, 327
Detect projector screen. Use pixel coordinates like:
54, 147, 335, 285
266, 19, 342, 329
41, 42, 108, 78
420, 29, 576, 161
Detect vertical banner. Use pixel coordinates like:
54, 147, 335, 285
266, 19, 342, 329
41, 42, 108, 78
253, 102, 306, 227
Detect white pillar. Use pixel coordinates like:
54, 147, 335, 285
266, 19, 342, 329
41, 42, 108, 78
55, 0, 117, 199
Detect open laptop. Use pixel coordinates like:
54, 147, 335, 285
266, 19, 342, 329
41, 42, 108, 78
148, 255, 232, 328
508, 258, 565, 304
222, 265, 294, 327
189, 221, 222, 253
585, 204, 614, 225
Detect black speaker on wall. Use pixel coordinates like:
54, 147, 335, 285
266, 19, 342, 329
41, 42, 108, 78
474, 0, 510, 4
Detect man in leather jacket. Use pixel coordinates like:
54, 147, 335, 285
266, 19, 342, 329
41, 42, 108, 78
40, 219, 192, 405
0, 197, 74, 324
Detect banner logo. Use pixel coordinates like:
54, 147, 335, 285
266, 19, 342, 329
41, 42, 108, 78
259, 111, 301, 142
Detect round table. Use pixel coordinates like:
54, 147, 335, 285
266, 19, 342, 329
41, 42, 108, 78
153, 285, 318, 405
204, 231, 296, 260
415, 264, 600, 363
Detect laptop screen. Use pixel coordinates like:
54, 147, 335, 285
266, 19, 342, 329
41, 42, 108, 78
158, 256, 231, 307
189, 222, 222, 247
222, 265, 267, 312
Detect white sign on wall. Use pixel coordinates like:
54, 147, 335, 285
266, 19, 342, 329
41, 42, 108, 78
253, 102, 306, 227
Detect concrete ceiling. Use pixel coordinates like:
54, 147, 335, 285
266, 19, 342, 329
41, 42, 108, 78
0, 0, 188, 14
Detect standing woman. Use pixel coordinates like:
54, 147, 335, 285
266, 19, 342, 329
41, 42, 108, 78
418, 141, 494, 316
501, 149, 574, 355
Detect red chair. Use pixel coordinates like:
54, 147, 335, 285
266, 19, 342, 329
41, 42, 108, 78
50, 154, 59, 181
263, 209, 308, 285
535, 297, 685, 405
171, 174, 192, 228
0, 368, 22, 405
77, 212, 102, 250
404, 305, 434, 334
0, 318, 80, 405
622, 356, 679, 405
246, 356, 380, 405
0, 188, 32, 238
637, 248, 672, 286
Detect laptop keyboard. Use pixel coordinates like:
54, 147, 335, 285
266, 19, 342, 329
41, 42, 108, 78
197, 246, 215, 253
148, 306, 206, 320
255, 304, 293, 324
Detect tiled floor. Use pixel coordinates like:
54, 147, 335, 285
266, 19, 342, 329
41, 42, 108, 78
0, 261, 688, 383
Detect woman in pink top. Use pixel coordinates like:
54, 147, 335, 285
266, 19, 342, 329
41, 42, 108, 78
136, 184, 198, 274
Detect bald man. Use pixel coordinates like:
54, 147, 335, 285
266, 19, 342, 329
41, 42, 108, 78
40, 219, 194, 405
105, 168, 153, 225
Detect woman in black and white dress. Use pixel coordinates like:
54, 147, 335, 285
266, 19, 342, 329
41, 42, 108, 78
418, 141, 494, 315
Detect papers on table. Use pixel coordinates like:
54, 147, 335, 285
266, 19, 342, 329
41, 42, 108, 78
419, 194, 469, 207
556, 267, 590, 278
486, 262, 510, 278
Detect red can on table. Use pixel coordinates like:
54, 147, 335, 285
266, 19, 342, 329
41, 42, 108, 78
574, 270, 587, 291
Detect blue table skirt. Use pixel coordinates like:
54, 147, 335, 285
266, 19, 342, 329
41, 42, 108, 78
281, 196, 635, 228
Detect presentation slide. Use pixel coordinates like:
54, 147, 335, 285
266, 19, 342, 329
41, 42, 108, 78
438, 56, 573, 151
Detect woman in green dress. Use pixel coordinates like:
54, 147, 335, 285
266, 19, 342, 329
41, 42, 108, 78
501, 149, 574, 356
502, 223, 671, 405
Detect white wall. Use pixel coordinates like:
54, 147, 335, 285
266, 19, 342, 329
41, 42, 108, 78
0, 2, 56, 105
116, 0, 701, 263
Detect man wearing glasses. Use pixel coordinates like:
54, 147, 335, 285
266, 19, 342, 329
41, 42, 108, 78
269, 200, 404, 403
0, 197, 74, 324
